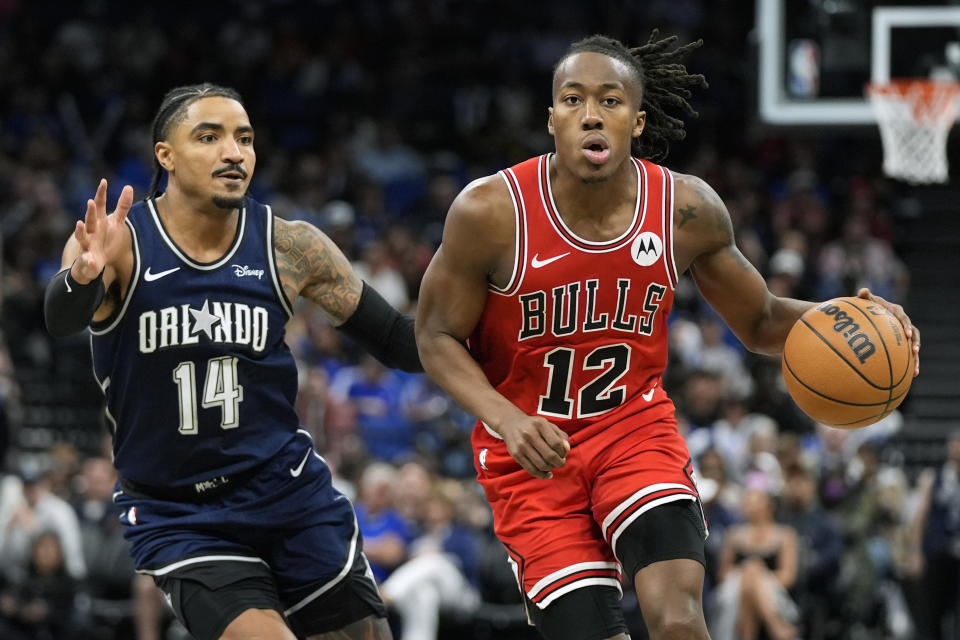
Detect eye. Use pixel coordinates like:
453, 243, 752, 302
601, 97, 622, 107
199, 134, 216, 143
563, 95, 582, 106
238, 135, 254, 145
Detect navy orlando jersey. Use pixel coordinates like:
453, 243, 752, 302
91, 197, 300, 488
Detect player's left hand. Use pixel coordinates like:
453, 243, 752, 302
857, 288, 920, 377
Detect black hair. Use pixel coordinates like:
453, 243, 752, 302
147, 83, 244, 197
556, 31, 707, 163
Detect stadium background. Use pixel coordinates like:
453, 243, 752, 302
1, 1, 959, 639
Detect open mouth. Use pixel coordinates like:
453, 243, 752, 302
582, 137, 610, 164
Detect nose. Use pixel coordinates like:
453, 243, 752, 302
581, 98, 603, 130
221, 138, 244, 164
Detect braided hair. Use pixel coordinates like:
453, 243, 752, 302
556, 32, 707, 163
147, 83, 244, 197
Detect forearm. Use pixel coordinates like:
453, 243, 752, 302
748, 294, 815, 356
418, 331, 525, 433
43, 266, 105, 337
336, 282, 422, 373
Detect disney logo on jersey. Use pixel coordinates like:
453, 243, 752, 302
138, 299, 269, 354
232, 264, 264, 279
630, 232, 663, 267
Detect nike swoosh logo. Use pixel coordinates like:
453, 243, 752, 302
144, 267, 181, 282
531, 252, 570, 268
642, 387, 656, 402
290, 448, 312, 477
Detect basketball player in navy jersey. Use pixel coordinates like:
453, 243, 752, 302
43, 84, 418, 640
416, 34, 921, 640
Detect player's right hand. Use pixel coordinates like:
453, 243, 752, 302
71, 178, 134, 283
499, 415, 570, 479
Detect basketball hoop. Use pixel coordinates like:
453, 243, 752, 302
867, 79, 960, 184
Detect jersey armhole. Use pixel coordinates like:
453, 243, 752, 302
90, 217, 141, 335
662, 169, 679, 289
265, 206, 295, 318
489, 169, 527, 297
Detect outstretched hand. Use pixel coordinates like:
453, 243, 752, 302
499, 414, 570, 479
71, 179, 134, 283
857, 288, 920, 377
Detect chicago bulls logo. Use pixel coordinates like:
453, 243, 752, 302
630, 232, 663, 267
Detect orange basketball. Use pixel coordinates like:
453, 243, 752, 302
782, 297, 914, 429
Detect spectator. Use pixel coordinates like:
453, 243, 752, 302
381, 481, 482, 640
354, 462, 415, 584
778, 463, 842, 639
907, 430, 960, 640
0, 461, 86, 582
710, 473, 799, 640
0, 530, 81, 640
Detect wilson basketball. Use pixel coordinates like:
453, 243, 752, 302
782, 297, 914, 429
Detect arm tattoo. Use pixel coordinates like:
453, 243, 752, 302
308, 615, 393, 640
677, 204, 697, 227
274, 218, 362, 324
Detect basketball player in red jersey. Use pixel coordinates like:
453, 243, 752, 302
416, 33, 920, 640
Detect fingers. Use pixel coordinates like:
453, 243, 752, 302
94, 178, 108, 215
115, 185, 134, 223
516, 449, 555, 480
513, 421, 568, 479
857, 287, 920, 376
912, 326, 921, 377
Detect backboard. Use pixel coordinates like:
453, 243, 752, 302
757, 0, 960, 125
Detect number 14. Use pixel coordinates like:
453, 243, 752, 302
172, 356, 244, 434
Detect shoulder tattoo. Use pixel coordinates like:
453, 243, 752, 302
677, 204, 697, 227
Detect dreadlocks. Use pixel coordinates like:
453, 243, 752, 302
557, 31, 707, 163
147, 83, 244, 197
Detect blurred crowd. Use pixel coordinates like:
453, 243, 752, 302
1, 1, 956, 639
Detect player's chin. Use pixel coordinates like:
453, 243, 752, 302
211, 193, 246, 210
578, 165, 613, 184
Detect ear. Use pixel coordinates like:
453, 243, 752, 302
547, 106, 555, 136
155, 141, 174, 172
632, 111, 646, 139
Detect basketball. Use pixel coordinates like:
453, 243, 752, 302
782, 297, 914, 429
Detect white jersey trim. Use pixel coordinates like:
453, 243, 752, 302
285, 511, 362, 615
664, 169, 679, 287
265, 206, 295, 318
527, 560, 621, 599
488, 170, 527, 296
90, 217, 141, 336
541, 154, 645, 252
138, 554, 268, 576
146, 198, 246, 270
534, 577, 623, 609
601, 482, 693, 538
609, 494, 696, 558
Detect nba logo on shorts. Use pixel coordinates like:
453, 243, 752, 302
479, 448, 489, 471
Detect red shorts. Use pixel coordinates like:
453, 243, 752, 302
472, 388, 702, 610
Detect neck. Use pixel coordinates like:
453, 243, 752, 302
154, 186, 241, 260
549, 154, 637, 228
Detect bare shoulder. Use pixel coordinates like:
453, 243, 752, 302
670, 171, 735, 272
273, 216, 362, 324
441, 174, 518, 281
445, 174, 515, 238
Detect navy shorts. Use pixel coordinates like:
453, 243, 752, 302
114, 430, 373, 622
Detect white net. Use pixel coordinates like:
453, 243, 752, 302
867, 80, 960, 184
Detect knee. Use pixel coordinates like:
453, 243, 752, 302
647, 598, 707, 640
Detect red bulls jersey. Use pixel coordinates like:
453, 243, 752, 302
469, 153, 678, 441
